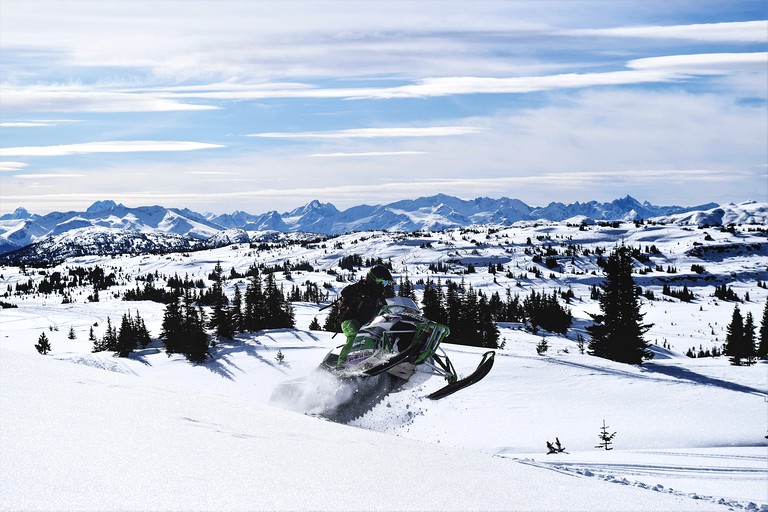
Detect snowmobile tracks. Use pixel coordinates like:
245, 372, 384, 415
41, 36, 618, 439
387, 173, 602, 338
321, 373, 405, 424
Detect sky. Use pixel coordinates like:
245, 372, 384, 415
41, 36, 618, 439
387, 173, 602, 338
0, 0, 766, 216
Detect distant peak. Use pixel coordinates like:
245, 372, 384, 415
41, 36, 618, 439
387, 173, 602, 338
86, 200, 119, 213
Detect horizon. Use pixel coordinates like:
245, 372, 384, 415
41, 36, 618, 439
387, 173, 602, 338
1, 1, 766, 216
0, 192, 742, 218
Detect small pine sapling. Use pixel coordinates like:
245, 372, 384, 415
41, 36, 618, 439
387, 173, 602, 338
595, 419, 616, 450
276, 350, 285, 365
546, 437, 566, 454
35, 332, 51, 355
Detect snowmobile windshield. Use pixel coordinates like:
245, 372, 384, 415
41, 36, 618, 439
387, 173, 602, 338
382, 296, 421, 316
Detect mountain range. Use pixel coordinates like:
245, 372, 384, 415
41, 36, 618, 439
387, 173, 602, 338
1, 194, 765, 263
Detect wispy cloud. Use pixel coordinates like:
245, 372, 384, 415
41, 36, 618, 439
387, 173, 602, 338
249, 127, 482, 138
0, 119, 81, 127
0, 85, 219, 113
14, 173, 86, 179
628, 52, 768, 74
0, 162, 29, 172
563, 20, 768, 43
310, 151, 428, 157
0, 141, 225, 157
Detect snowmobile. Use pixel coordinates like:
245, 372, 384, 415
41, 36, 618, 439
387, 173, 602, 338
270, 296, 495, 422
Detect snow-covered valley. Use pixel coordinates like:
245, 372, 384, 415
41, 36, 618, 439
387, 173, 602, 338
1, 219, 766, 511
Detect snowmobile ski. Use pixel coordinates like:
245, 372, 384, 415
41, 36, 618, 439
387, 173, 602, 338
358, 340, 422, 376
426, 351, 495, 400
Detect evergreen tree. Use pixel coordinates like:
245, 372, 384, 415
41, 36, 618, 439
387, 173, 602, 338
231, 283, 244, 333
244, 273, 266, 331
101, 317, 118, 352
35, 332, 51, 355
208, 262, 234, 339
133, 310, 151, 348
184, 294, 209, 363
68, 326, 76, 340
308, 317, 322, 330
587, 245, 652, 364
323, 300, 342, 333
397, 271, 417, 301
263, 272, 294, 329
160, 298, 185, 354
724, 305, 745, 365
477, 293, 500, 349
758, 299, 768, 359
116, 313, 136, 357
743, 312, 756, 365
421, 278, 447, 325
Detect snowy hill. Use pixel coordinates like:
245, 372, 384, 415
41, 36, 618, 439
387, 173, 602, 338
1, 195, 740, 257
1, 219, 767, 510
652, 200, 768, 226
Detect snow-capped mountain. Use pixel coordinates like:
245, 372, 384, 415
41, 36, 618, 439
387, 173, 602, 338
2, 195, 762, 261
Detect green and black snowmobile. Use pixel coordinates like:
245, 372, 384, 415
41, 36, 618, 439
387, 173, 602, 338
270, 296, 495, 422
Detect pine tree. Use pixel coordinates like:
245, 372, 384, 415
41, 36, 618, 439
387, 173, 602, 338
231, 283, 244, 333
758, 299, 768, 359
68, 326, 76, 340
184, 295, 209, 363
421, 278, 447, 325
587, 245, 652, 364
100, 317, 118, 352
208, 262, 234, 339
595, 420, 616, 450
263, 272, 294, 329
724, 305, 745, 365
244, 273, 266, 331
133, 310, 151, 348
116, 313, 136, 358
35, 332, 51, 355
743, 312, 756, 365
160, 298, 183, 354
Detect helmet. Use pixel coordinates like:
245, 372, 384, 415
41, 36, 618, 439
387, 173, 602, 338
367, 264, 393, 286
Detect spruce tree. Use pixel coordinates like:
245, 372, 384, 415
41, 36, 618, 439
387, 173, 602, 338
421, 278, 447, 325
587, 245, 652, 364
208, 262, 234, 339
160, 298, 184, 354
743, 312, 756, 365
116, 313, 136, 358
244, 273, 266, 331
35, 332, 51, 355
184, 294, 209, 363
758, 299, 768, 359
231, 283, 244, 333
101, 317, 118, 352
725, 305, 745, 365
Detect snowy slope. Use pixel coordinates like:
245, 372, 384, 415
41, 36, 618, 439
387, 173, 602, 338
1, 220, 767, 510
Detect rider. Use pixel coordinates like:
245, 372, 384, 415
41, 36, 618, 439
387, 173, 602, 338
336, 264, 393, 369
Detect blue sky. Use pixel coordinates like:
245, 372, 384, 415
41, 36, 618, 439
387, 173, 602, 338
1, 0, 766, 215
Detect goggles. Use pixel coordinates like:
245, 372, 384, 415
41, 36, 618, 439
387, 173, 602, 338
375, 278, 390, 286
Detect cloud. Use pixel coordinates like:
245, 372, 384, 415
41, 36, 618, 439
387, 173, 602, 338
0, 122, 57, 127
563, 20, 768, 43
629, 52, 768, 73
0, 162, 29, 172
14, 173, 86, 179
0, 141, 225, 157
0, 85, 219, 113
249, 127, 482, 138
310, 151, 428, 157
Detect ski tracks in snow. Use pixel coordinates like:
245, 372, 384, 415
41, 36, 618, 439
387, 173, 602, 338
504, 452, 768, 511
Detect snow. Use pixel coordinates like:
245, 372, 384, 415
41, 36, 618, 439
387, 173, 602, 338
1, 220, 767, 511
